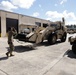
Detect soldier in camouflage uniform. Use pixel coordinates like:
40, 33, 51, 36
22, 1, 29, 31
6, 27, 17, 57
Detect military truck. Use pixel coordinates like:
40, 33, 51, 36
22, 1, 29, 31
68, 36, 76, 54
14, 18, 67, 45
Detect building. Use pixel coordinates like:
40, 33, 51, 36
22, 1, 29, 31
0, 10, 50, 37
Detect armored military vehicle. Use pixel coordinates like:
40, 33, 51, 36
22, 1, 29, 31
14, 17, 67, 45
68, 36, 76, 54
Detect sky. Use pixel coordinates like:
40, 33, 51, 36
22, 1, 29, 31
0, 0, 76, 25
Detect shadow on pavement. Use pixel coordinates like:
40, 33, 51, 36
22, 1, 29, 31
63, 49, 76, 59
0, 57, 8, 61
6, 40, 65, 53
14, 45, 36, 53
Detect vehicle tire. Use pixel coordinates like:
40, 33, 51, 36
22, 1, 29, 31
48, 34, 57, 45
61, 33, 67, 42
72, 45, 76, 54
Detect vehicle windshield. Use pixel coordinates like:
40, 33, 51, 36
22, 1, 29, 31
50, 24, 57, 28
50, 24, 57, 27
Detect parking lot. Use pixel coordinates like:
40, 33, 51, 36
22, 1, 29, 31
0, 34, 76, 75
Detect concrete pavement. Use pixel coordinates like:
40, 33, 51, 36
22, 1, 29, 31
0, 34, 76, 75
45, 50, 76, 75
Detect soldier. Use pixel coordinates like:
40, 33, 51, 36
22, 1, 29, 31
6, 27, 17, 57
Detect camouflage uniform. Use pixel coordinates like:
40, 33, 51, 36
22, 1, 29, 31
6, 27, 17, 57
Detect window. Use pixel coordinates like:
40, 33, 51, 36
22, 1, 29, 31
50, 24, 57, 28
35, 22, 41, 27
32, 28, 35, 31
43, 23, 48, 28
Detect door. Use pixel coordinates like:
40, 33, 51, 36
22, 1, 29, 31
6, 18, 18, 33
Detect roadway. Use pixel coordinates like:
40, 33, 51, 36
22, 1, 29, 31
0, 34, 76, 75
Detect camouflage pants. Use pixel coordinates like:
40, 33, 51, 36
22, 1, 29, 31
8, 42, 14, 55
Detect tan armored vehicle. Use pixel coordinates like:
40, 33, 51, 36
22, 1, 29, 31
67, 29, 76, 34
68, 36, 76, 54
14, 18, 67, 45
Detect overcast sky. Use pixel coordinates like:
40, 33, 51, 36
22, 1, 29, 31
0, 0, 76, 25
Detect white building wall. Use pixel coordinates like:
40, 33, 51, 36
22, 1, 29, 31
18, 15, 22, 25
19, 15, 35, 25
1, 11, 6, 37
42, 20, 49, 24
6, 12, 18, 19
35, 18, 41, 22
27, 17, 35, 25
18, 15, 36, 32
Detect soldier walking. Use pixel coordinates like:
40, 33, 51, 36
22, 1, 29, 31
6, 27, 17, 57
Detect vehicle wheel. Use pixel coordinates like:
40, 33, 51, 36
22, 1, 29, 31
61, 33, 67, 42
72, 45, 76, 54
48, 35, 57, 45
